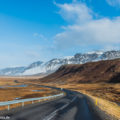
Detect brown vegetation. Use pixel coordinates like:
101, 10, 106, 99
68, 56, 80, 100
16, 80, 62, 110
0, 78, 60, 110
38, 59, 120, 83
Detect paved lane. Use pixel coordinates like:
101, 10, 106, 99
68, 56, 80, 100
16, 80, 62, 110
0, 89, 106, 120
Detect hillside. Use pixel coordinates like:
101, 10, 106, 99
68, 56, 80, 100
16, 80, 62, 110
39, 59, 120, 83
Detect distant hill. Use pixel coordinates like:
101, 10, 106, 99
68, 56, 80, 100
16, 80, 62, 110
39, 59, 120, 83
0, 50, 120, 76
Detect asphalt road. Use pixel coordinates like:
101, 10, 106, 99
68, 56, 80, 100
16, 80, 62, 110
0, 88, 106, 120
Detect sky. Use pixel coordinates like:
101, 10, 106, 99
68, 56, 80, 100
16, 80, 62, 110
0, 0, 120, 68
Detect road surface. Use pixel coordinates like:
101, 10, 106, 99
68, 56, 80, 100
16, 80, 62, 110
0, 89, 108, 120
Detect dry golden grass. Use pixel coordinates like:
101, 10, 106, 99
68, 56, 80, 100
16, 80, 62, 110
0, 84, 59, 102
39, 83, 120, 103
80, 92, 120, 120
0, 77, 61, 110
0, 76, 41, 86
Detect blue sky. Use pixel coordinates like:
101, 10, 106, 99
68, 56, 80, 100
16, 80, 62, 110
0, 0, 120, 68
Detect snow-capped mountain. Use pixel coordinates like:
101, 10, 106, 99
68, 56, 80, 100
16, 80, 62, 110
0, 50, 120, 76
0, 67, 25, 76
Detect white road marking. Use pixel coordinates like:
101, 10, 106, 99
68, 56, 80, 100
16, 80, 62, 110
43, 96, 77, 120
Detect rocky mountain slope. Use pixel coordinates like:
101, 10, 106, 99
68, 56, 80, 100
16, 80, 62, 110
0, 50, 120, 76
39, 58, 120, 83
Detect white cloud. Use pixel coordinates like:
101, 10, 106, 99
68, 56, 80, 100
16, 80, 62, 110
106, 0, 120, 7
56, 2, 93, 24
54, 2, 120, 50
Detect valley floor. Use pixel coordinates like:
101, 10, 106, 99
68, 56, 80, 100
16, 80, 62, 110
0, 77, 60, 110
0, 77, 120, 119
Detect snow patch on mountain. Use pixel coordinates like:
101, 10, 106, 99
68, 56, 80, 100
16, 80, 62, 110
0, 50, 120, 76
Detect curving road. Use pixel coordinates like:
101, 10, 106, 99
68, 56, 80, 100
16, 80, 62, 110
0, 88, 108, 120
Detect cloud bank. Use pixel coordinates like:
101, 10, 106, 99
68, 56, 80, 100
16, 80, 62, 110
54, 2, 120, 50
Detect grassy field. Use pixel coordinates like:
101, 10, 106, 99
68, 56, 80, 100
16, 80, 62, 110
53, 83, 120, 103
0, 84, 60, 101
31, 82, 120, 103
0, 77, 60, 110
0, 76, 40, 86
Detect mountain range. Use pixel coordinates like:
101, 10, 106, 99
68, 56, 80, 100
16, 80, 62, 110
0, 50, 120, 76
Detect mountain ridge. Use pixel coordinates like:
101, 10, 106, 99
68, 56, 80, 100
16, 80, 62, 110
0, 50, 120, 76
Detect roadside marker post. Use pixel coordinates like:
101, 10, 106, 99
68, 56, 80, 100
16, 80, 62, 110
96, 99, 98, 105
